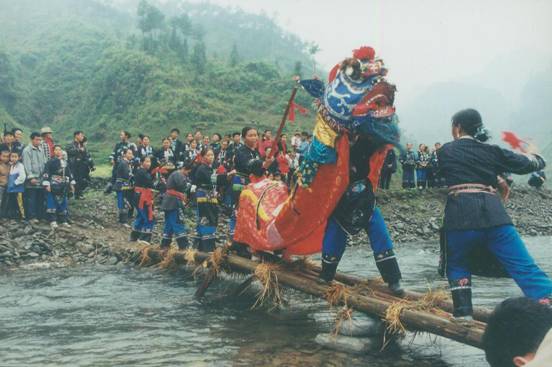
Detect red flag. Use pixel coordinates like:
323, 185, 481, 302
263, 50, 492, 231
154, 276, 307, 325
288, 101, 308, 122
502, 131, 527, 152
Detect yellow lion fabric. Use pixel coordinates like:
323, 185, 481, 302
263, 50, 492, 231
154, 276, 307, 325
313, 112, 338, 148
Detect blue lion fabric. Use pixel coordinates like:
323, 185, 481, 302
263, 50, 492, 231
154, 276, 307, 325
353, 115, 402, 148
298, 137, 337, 187
299, 79, 325, 99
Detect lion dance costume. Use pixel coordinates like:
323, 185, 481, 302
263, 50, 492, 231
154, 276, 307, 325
234, 46, 403, 290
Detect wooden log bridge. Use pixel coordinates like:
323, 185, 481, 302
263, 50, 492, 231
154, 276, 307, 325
137, 247, 489, 349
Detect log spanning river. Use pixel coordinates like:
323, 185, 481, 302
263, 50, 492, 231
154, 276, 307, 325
1, 237, 550, 366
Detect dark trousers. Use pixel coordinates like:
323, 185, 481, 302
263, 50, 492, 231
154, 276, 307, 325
163, 209, 187, 241
73, 162, 90, 197
6, 192, 25, 219
379, 170, 393, 190
402, 167, 415, 188
46, 192, 68, 223
25, 187, 44, 220
416, 168, 428, 188
0, 186, 6, 218
133, 206, 154, 233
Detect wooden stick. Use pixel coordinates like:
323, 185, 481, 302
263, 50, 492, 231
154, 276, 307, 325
307, 264, 492, 323
267, 86, 298, 160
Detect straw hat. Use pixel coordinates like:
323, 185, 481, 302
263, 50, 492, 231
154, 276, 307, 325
40, 126, 53, 134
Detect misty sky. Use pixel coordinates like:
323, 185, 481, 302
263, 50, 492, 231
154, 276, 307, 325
188, 0, 552, 107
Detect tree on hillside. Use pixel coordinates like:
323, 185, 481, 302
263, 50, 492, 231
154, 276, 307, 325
178, 38, 189, 63
168, 14, 192, 63
171, 14, 192, 37
191, 40, 207, 73
229, 43, 239, 67
307, 42, 320, 74
168, 27, 179, 51
137, 0, 165, 52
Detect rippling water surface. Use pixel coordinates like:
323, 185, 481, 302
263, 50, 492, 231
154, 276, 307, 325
1, 237, 550, 366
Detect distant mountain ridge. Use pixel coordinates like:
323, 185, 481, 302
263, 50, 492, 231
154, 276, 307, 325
0, 0, 315, 159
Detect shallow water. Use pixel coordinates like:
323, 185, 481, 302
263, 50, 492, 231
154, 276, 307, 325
0, 237, 550, 367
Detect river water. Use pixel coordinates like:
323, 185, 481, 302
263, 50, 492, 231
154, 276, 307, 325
1, 237, 550, 367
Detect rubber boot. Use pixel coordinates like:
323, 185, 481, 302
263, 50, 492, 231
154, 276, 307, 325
374, 250, 404, 296
198, 239, 216, 253
449, 278, 473, 319
129, 230, 141, 242
176, 236, 190, 250
320, 254, 339, 282
118, 209, 128, 225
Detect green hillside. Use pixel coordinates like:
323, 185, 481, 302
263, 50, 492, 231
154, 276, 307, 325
0, 0, 315, 160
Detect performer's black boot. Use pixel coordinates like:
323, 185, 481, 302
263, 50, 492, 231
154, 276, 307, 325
229, 241, 251, 259
320, 254, 339, 282
176, 236, 190, 250
449, 278, 473, 319
198, 239, 216, 253
118, 209, 128, 224
129, 230, 140, 242
160, 237, 172, 250
374, 250, 404, 296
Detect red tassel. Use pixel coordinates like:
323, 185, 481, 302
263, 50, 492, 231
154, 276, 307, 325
288, 101, 309, 123
288, 102, 296, 122
501, 131, 527, 151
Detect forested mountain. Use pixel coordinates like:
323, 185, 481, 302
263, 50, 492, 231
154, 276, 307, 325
0, 0, 315, 158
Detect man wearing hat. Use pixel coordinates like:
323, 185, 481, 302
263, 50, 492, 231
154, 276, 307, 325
40, 126, 55, 161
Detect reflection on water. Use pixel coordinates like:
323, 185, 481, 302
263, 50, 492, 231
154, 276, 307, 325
0, 237, 550, 366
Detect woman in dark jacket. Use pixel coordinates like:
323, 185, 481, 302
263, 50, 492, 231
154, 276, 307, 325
130, 156, 155, 244
228, 127, 273, 257
155, 137, 176, 169
416, 144, 430, 189
192, 148, 231, 252
43, 145, 75, 228
437, 108, 551, 319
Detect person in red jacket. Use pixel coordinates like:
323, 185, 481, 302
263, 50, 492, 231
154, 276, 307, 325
258, 129, 274, 158
275, 140, 290, 183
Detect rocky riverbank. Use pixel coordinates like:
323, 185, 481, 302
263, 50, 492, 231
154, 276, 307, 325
1, 183, 551, 268
377, 186, 552, 243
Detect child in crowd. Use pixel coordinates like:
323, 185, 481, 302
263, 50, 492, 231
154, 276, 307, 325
7, 151, 26, 219
0, 150, 10, 217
